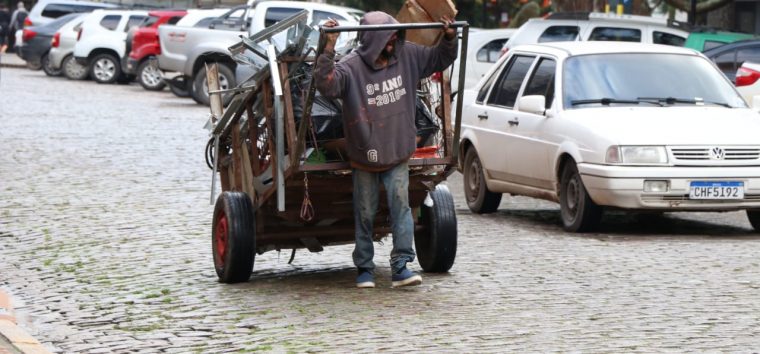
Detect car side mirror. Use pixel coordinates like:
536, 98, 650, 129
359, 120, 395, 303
517, 95, 546, 115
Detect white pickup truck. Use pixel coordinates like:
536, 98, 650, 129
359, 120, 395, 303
157, 0, 363, 106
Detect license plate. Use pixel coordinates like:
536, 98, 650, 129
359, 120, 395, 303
689, 181, 744, 200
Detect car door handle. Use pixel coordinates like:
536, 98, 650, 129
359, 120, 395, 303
477, 112, 488, 120
508, 118, 519, 126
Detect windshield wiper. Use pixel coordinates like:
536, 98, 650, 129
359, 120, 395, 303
637, 96, 733, 108
571, 98, 665, 107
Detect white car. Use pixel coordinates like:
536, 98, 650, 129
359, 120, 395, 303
451, 28, 516, 91
73, 9, 149, 83
24, 0, 117, 28
501, 12, 688, 55
48, 12, 90, 80
735, 61, 760, 107
458, 42, 760, 232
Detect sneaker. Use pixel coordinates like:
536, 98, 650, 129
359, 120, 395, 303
391, 267, 422, 288
356, 270, 375, 288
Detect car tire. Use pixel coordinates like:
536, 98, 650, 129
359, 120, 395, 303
62, 55, 89, 80
747, 210, 760, 232
212, 191, 255, 283
415, 184, 457, 273
137, 58, 166, 91
26, 60, 42, 70
89, 53, 121, 84
41, 54, 62, 77
559, 162, 602, 232
463, 147, 502, 213
191, 63, 235, 106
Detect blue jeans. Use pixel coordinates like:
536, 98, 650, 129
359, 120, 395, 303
352, 162, 415, 274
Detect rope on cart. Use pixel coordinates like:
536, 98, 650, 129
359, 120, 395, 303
300, 172, 314, 222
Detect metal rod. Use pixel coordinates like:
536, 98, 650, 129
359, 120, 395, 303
321, 21, 468, 33
268, 43, 285, 212
452, 25, 469, 165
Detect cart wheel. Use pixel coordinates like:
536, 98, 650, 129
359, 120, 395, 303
212, 191, 255, 283
415, 185, 457, 272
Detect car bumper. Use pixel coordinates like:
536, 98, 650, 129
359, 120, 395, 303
48, 48, 68, 69
578, 163, 760, 210
123, 57, 139, 75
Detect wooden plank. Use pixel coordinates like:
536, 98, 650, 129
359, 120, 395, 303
231, 121, 244, 191
441, 72, 453, 158
279, 62, 298, 169
246, 99, 262, 177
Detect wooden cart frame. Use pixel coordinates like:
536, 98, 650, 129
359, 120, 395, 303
206, 13, 470, 283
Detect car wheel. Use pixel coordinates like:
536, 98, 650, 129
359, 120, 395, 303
62, 55, 89, 80
41, 54, 62, 77
212, 191, 255, 283
559, 162, 602, 232
26, 60, 42, 70
89, 53, 121, 84
192, 63, 235, 106
414, 184, 457, 272
463, 147, 502, 213
747, 210, 760, 232
137, 59, 166, 91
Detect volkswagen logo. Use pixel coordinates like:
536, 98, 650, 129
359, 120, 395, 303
710, 147, 725, 160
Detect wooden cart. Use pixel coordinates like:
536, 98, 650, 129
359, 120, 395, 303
205, 13, 470, 283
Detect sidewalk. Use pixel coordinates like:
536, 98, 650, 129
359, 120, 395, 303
0, 52, 27, 69
0, 291, 51, 354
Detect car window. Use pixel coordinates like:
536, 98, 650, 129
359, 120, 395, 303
487, 55, 535, 108
737, 46, 760, 69
522, 57, 556, 109
703, 40, 726, 51
538, 26, 579, 43
313, 10, 347, 24
141, 15, 159, 28
194, 16, 215, 28
712, 49, 737, 80
99, 15, 121, 31
264, 7, 301, 27
126, 16, 147, 32
167, 16, 183, 25
653, 31, 685, 46
44, 12, 80, 28
476, 39, 508, 63
476, 58, 509, 104
588, 27, 641, 42
563, 53, 746, 108
225, 8, 245, 20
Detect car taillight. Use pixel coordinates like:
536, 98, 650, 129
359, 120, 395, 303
23, 17, 32, 28
77, 28, 82, 41
22, 29, 36, 42
51, 32, 61, 48
736, 67, 760, 87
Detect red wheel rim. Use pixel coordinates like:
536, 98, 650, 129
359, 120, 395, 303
215, 211, 228, 268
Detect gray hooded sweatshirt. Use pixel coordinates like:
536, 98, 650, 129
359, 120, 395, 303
315, 11, 457, 171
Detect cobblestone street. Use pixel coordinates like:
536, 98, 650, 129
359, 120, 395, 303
2, 68, 760, 352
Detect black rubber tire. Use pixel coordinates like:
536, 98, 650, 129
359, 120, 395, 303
559, 162, 602, 232
463, 148, 502, 213
191, 63, 235, 106
415, 184, 457, 272
746, 210, 760, 232
89, 53, 121, 84
137, 58, 166, 91
170, 82, 191, 97
26, 60, 42, 70
212, 191, 255, 283
41, 53, 62, 77
62, 55, 89, 80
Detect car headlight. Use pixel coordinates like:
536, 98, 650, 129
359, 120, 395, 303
606, 146, 668, 164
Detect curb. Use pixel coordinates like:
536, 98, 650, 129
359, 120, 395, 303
0, 291, 52, 354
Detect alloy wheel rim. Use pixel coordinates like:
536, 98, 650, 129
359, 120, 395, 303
142, 63, 162, 87
203, 74, 230, 96
66, 60, 86, 78
566, 177, 580, 218
94, 58, 115, 81
466, 158, 481, 202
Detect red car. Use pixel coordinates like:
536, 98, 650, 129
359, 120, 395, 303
123, 10, 187, 91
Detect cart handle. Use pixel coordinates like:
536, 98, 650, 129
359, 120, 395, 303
320, 21, 469, 34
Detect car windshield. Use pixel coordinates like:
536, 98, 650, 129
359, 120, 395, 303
563, 53, 747, 109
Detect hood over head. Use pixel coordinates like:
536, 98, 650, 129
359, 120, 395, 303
357, 11, 404, 69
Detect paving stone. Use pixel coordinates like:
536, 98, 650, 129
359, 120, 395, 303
3, 68, 760, 353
